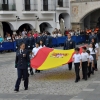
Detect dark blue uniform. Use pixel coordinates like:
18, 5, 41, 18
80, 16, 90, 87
16, 38, 23, 49
64, 39, 75, 70
89, 34, 98, 43
23, 37, 29, 49
45, 36, 52, 48
28, 37, 35, 50
15, 49, 29, 91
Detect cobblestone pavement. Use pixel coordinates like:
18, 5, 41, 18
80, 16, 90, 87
0, 50, 100, 100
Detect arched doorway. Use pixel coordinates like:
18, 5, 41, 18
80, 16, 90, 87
39, 22, 52, 33
2, 22, 14, 37
59, 13, 70, 29
81, 9, 100, 29
17, 23, 34, 34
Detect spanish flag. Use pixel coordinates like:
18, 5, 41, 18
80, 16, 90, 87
31, 47, 83, 70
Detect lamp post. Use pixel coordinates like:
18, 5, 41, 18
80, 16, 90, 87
16, 16, 20, 31
14, 16, 20, 35
35, 16, 40, 33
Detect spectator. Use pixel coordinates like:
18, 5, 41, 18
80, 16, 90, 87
58, 32, 62, 37
22, 28, 27, 37
0, 34, 4, 48
7, 34, 12, 42
52, 31, 57, 38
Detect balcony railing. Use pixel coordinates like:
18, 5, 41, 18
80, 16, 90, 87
41, 4, 55, 11
73, 0, 100, 2
23, 4, 38, 11
56, 1, 69, 8
0, 4, 16, 11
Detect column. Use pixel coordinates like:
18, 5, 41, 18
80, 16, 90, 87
0, 22, 4, 37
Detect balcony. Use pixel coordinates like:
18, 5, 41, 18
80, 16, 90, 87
72, 0, 100, 2
22, 4, 38, 14
56, 0, 69, 11
0, 4, 16, 14
41, 4, 55, 14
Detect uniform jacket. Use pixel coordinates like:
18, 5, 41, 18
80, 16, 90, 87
23, 38, 29, 49
16, 38, 23, 48
45, 36, 52, 48
15, 49, 29, 69
63, 39, 75, 50
28, 37, 35, 48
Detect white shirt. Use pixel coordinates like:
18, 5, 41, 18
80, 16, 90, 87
39, 45, 45, 49
88, 48, 97, 54
20, 49, 23, 54
81, 52, 89, 62
73, 53, 81, 63
95, 43, 99, 49
22, 31, 27, 37
32, 47, 40, 57
58, 33, 62, 37
88, 55, 94, 62
7, 37, 11, 40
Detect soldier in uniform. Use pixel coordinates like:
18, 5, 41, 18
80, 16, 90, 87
45, 32, 52, 48
14, 43, 29, 92
28, 34, 35, 50
16, 35, 23, 50
23, 35, 29, 49
64, 34, 75, 70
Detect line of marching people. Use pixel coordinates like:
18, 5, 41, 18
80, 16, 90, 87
73, 38, 99, 83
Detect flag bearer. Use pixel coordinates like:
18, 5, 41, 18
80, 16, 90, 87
81, 47, 89, 81
73, 47, 82, 83
64, 33, 76, 70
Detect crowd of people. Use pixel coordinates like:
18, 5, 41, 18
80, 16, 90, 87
13, 28, 100, 92
0, 27, 100, 92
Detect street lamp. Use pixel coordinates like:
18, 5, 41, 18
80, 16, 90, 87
35, 16, 40, 32
16, 16, 20, 30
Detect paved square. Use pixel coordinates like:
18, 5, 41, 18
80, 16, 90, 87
0, 51, 100, 100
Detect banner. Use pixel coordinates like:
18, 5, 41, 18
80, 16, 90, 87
31, 47, 79, 70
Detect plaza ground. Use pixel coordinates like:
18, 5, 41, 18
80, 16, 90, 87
0, 50, 100, 100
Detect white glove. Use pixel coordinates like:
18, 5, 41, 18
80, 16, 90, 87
28, 46, 30, 48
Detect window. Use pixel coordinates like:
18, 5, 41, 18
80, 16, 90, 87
3, 0, 8, 4
25, 0, 30, 5
24, 0, 30, 11
43, 0, 48, 11
58, 0, 63, 7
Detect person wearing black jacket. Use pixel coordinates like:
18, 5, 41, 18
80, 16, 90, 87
14, 43, 29, 92
64, 34, 76, 70
45, 32, 52, 48
28, 34, 35, 50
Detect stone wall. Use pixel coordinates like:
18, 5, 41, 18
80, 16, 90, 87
71, 1, 100, 29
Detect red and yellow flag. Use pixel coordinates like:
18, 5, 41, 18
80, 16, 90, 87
31, 47, 83, 70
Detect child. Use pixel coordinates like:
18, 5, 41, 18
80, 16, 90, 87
86, 50, 94, 77
88, 43, 98, 73
29, 50, 34, 75
73, 47, 82, 83
81, 47, 89, 81
32, 42, 41, 73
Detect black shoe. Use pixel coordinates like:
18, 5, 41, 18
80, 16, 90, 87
85, 78, 87, 81
14, 89, 19, 92
82, 78, 85, 80
78, 77, 80, 81
75, 80, 78, 83
95, 69, 98, 71
24, 88, 28, 90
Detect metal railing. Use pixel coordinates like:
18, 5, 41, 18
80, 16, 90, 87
57, 1, 69, 8
73, 0, 100, 2
41, 4, 55, 11
23, 4, 38, 11
0, 4, 16, 11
